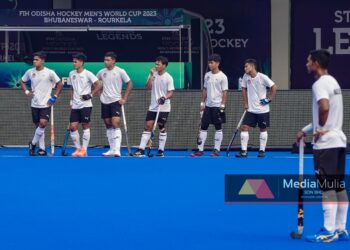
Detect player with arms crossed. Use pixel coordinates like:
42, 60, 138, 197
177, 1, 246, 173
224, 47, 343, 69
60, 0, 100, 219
133, 56, 175, 157
236, 59, 277, 158
191, 54, 228, 157
69, 53, 102, 157
21, 51, 63, 156
296, 49, 348, 243
97, 51, 133, 157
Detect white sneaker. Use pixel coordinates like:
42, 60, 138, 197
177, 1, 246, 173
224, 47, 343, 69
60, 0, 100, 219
114, 150, 121, 157
102, 149, 115, 157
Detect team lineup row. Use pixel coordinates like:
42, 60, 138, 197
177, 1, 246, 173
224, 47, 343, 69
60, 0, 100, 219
20, 51, 277, 157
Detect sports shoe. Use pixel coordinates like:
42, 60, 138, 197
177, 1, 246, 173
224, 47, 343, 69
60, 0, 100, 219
102, 149, 114, 157
306, 227, 339, 243
76, 148, 87, 157
114, 151, 121, 157
133, 149, 145, 157
235, 150, 248, 158
29, 141, 36, 156
210, 149, 220, 157
72, 148, 82, 157
156, 150, 164, 157
191, 151, 204, 157
37, 149, 47, 156
258, 150, 265, 158
337, 229, 349, 241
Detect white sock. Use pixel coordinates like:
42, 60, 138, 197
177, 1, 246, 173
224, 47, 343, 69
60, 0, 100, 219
214, 130, 223, 151
198, 130, 207, 151
32, 127, 45, 145
323, 190, 338, 232
259, 131, 268, 151
82, 128, 90, 150
139, 131, 151, 150
106, 128, 114, 150
336, 190, 349, 231
113, 128, 122, 153
240, 131, 249, 151
39, 131, 45, 150
159, 132, 167, 151
70, 130, 81, 149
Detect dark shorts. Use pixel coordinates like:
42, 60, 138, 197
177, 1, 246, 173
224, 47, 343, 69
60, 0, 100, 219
31, 107, 51, 123
146, 111, 169, 126
242, 111, 269, 129
101, 101, 122, 119
70, 107, 92, 124
313, 147, 346, 191
202, 106, 226, 125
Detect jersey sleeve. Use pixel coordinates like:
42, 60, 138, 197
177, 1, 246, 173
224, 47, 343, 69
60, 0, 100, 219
203, 73, 209, 89
50, 70, 61, 84
96, 70, 103, 80
221, 75, 229, 91
121, 69, 131, 83
87, 71, 99, 84
312, 81, 330, 101
262, 74, 275, 88
241, 74, 248, 88
167, 75, 175, 91
21, 69, 31, 82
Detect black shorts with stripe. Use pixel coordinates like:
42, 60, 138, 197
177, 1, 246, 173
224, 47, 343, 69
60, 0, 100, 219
70, 107, 92, 124
101, 101, 122, 119
201, 106, 226, 125
313, 147, 346, 192
242, 111, 270, 129
31, 107, 51, 123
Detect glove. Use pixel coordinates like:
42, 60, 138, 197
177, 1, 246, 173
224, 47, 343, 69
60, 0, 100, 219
260, 98, 271, 106
219, 104, 225, 113
48, 95, 57, 105
82, 94, 92, 101
158, 96, 166, 105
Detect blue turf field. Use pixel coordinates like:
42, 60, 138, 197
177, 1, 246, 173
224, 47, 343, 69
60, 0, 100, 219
0, 148, 349, 250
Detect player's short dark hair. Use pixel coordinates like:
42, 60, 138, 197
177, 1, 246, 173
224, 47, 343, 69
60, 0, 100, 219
208, 54, 221, 63
105, 51, 117, 60
72, 52, 87, 62
156, 56, 168, 66
309, 49, 331, 69
245, 59, 258, 70
32, 51, 47, 60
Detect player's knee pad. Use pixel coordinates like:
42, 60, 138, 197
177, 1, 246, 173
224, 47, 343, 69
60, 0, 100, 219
201, 123, 209, 131
214, 123, 222, 130
158, 123, 166, 131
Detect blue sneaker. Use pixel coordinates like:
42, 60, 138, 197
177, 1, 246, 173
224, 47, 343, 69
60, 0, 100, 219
337, 229, 349, 241
306, 227, 339, 243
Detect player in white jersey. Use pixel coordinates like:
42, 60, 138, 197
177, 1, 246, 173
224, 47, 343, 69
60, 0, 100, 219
20, 51, 63, 156
133, 56, 175, 157
96, 51, 133, 157
296, 49, 348, 243
191, 54, 228, 157
69, 53, 102, 157
236, 59, 277, 158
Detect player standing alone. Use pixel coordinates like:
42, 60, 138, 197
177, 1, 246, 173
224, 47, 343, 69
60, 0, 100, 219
20, 51, 63, 156
133, 56, 174, 157
297, 49, 348, 243
191, 54, 228, 157
69, 53, 102, 157
236, 59, 277, 158
97, 52, 133, 157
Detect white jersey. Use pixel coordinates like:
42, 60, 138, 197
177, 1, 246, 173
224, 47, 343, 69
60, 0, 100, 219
312, 75, 347, 150
204, 71, 228, 107
21, 67, 60, 108
69, 69, 98, 109
97, 66, 131, 104
242, 72, 275, 114
149, 72, 175, 112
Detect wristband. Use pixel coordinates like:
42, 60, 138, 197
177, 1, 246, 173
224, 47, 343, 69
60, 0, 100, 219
25, 90, 30, 96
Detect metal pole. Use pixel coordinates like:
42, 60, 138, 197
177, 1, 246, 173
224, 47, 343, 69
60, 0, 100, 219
5, 31, 9, 62
17, 31, 20, 55
188, 26, 192, 63
200, 21, 204, 89
179, 29, 182, 89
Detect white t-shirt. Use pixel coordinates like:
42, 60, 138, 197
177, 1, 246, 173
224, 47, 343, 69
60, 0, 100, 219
149, 72, 175, 112
97, 66, 131, 104
69, 69, 98, 109
21, 67, 60, 108
204, 71, 228, 108
241, 72, 275, 114
312, 75, 347, 150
